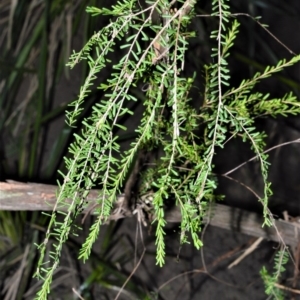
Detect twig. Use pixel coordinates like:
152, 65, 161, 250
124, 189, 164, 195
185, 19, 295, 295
72, 288, 85, 300
158, 240, 250, 291
195, 12, 297, 55
228, 237, 264, 269
223, 138, 300, 176
274, 283, 300, 295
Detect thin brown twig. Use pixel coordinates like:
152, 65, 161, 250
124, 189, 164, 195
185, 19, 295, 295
223, 138, 300, 176
72, 288, 85, 300
158, 238, 256, 292
229, 13, 296, 55
220, 175, 294, 264
228, 237, 264, 269
274, 283, 300, 295
195, 12, 296, 55
220, 174, 261, 199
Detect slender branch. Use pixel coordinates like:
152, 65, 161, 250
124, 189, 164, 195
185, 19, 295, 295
195, 12, 296, 55
223, 138, 300, 176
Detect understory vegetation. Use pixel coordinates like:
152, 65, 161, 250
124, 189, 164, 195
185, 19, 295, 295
0, 0, 299, 299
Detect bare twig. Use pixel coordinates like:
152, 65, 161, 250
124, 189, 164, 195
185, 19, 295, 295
228, 237, 264, 269
158, 240, 249, 292
195, 12, 297, 55
223, 138, 300, 176
72, 288, 85, 300
273, 283, 300, 295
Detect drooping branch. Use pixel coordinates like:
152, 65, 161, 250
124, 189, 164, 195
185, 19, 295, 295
0, 180, 299, 248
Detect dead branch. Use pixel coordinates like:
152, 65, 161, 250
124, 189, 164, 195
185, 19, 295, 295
0, 180, 299, 248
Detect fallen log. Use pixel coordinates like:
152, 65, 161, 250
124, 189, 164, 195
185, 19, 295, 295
0, 180, 299, 248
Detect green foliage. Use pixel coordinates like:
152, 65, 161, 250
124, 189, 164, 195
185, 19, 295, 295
260, 248, 289, 299
34, 0, 300, 298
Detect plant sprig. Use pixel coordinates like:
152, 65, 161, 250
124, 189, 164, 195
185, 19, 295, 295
34, 0, 300, 298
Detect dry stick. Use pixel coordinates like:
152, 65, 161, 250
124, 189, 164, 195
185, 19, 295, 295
274, 283, 300, 295
72, 288, 85, 300
0, 180, 299, 249
227, 237, 264, 269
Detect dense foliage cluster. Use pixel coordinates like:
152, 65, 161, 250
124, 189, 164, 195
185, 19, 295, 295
34, 1, 300, 299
